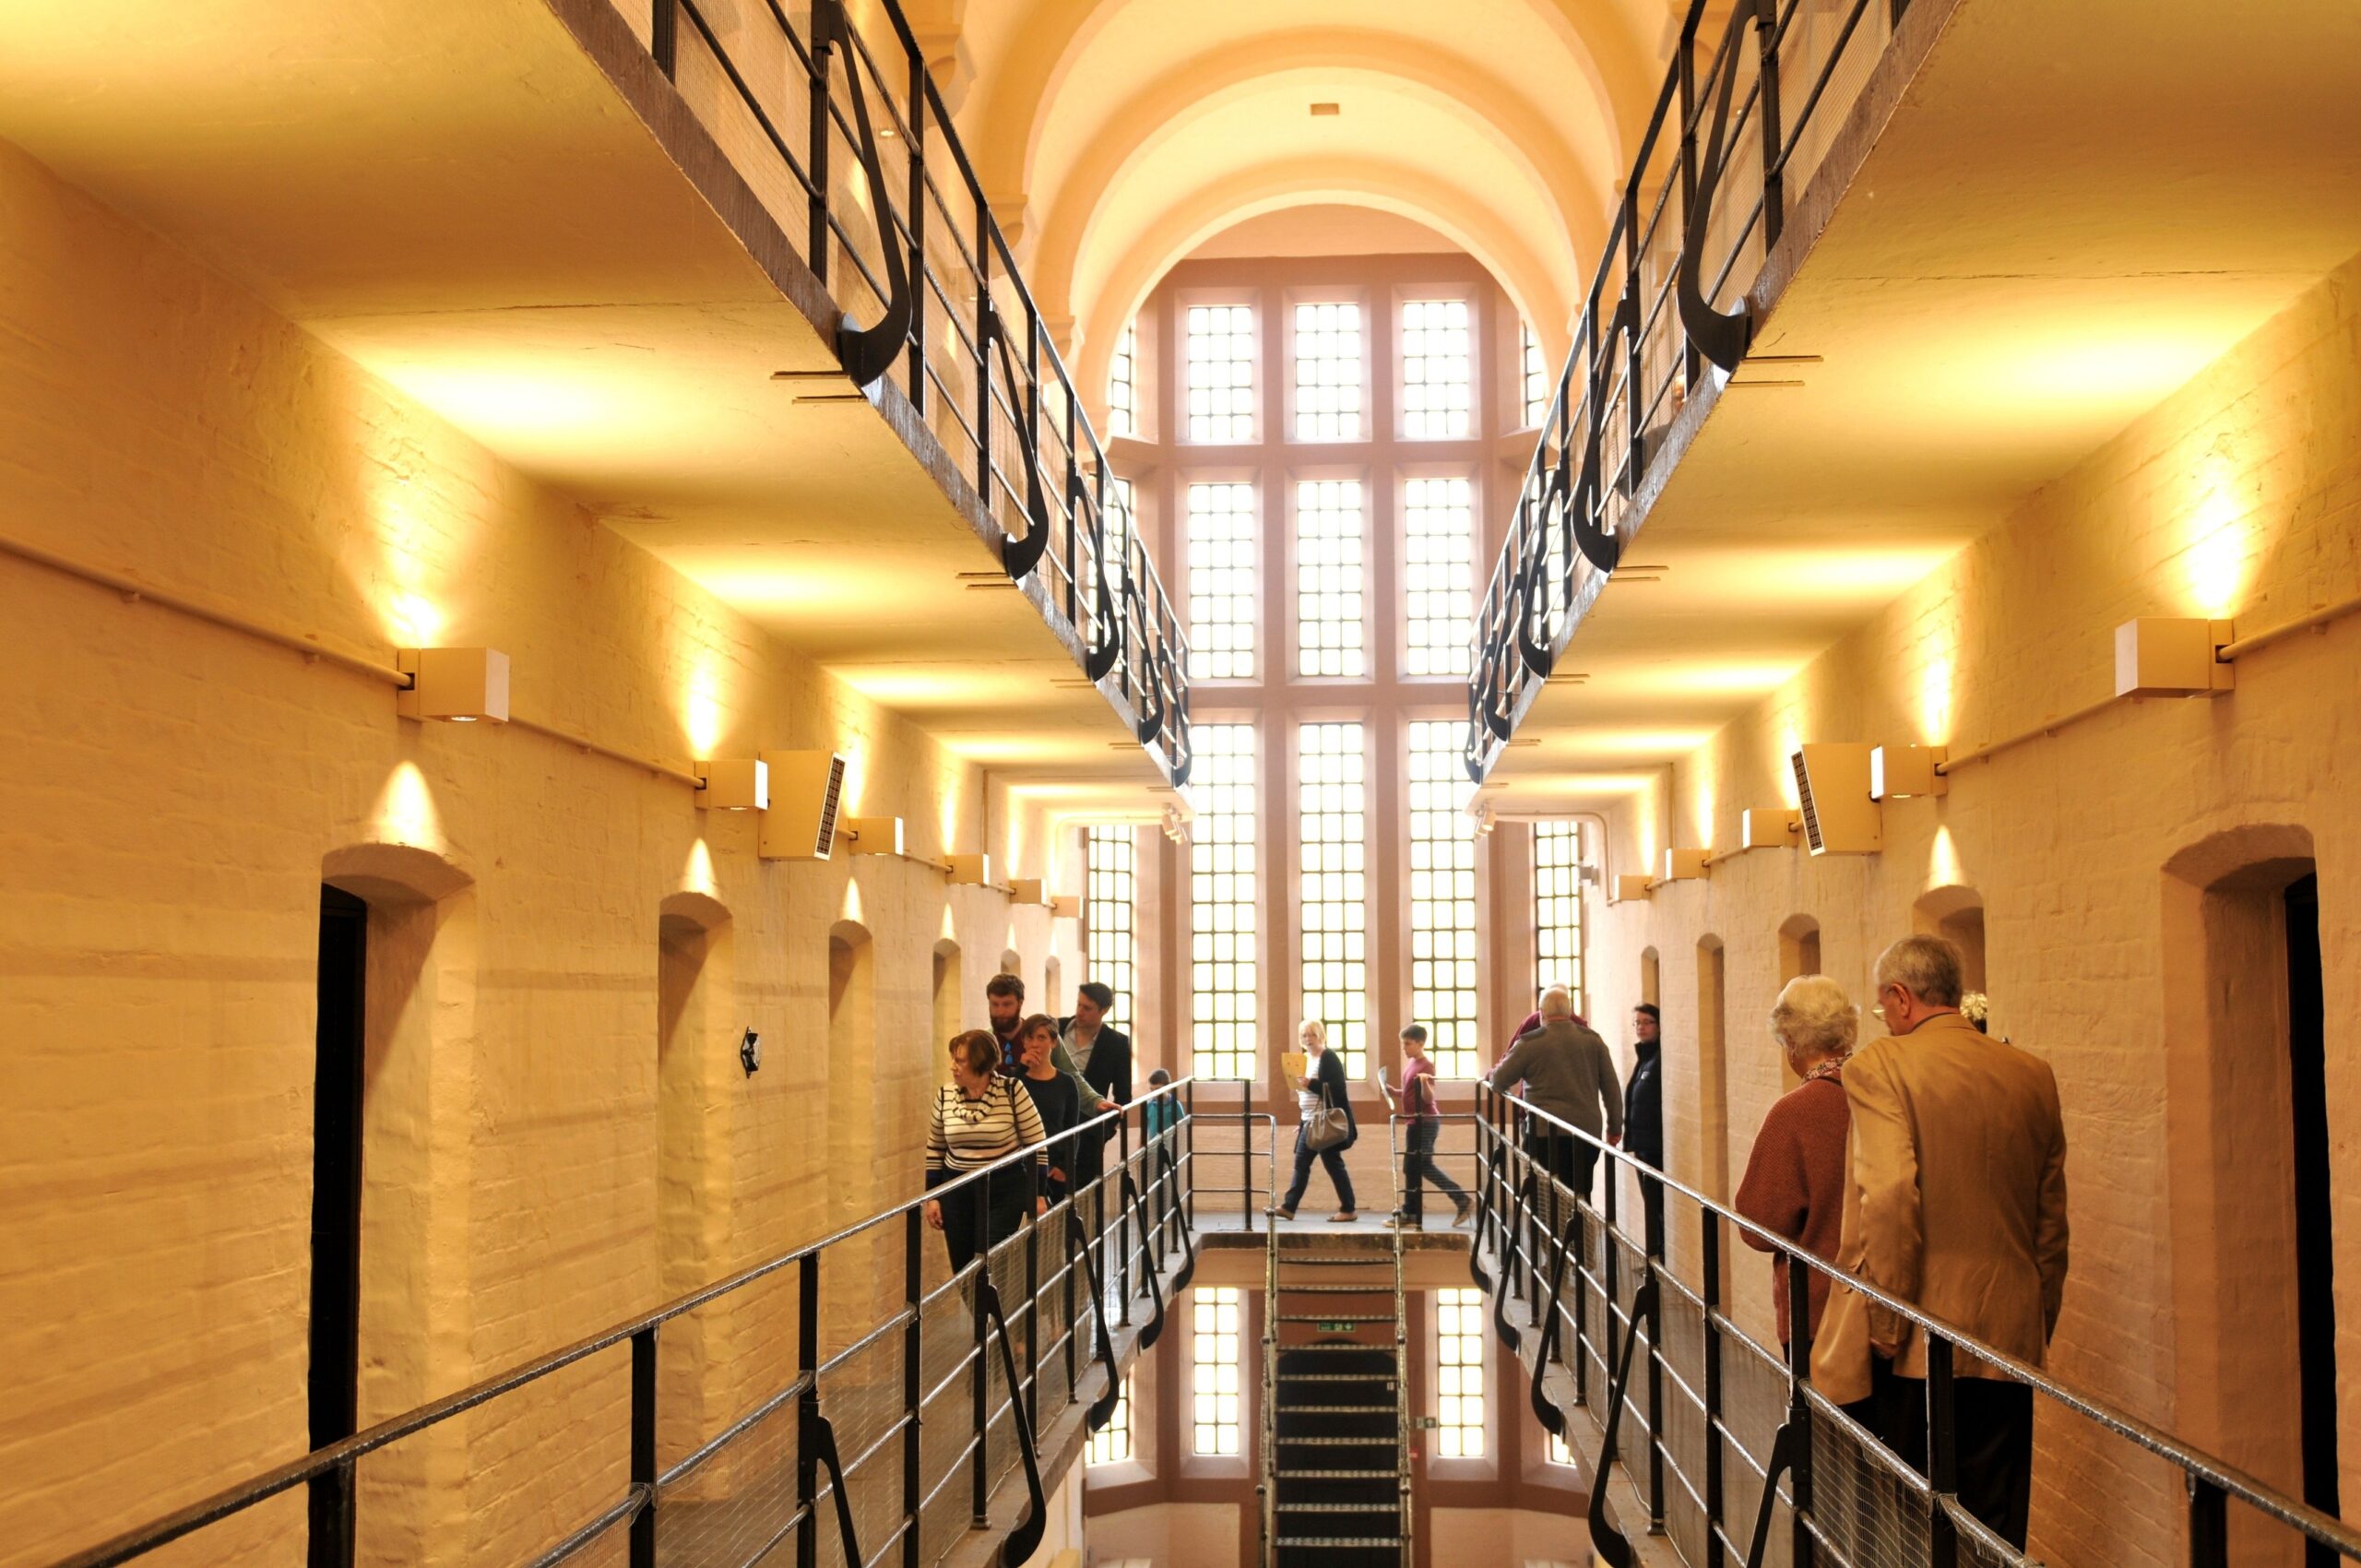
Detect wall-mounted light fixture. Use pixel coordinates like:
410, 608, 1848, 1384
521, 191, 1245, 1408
396, 647, 509, 723
2115, 617, 2236, 697
846, 815, 905, 854
947, 853, 992, 885
694, 758, 770, 812
1010, 878, 1053, 907
759, 751, 847, 861
739, 1026, 763, 1076
1788, 744, 1881, 855
1870, 744, 1948, 801
1050, 895, 1078, 918
1740, 808, 1800, 849
1660, 848, 1710, 882
1612, 874, 1653, 904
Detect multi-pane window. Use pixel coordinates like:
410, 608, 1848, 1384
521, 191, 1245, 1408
1109, 318, 1138, 439
1401, 299, 1474, 439
1522, 319, 1549, 429
1436, 1288, 1487, 1458
1534, 820, 1586, 1016
1298, 722, 1369, 1081
1186, 303, 1256, 443
1190, 725, 1259, 1080
1295, 480, 1366, 679
1186, 481, 1257, 681
1088, 1375, 1134, 1466
1086, 826, 1137, 1028
1402, 476, 1474, 677
1292, 301, 1364, 441
1406, 720, 1478, 1077
1192, 1288, 1243, 1455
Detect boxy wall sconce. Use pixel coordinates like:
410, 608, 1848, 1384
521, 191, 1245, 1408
846, 815, 905, 854
758, 751, 847, 861
1741, 808, 1801, 849
1661, 848, 1710, 882
1050, 895, 1079, 918
2115, 618, 2236, 697
1010, 878, 1054, 907
1612, 874, 1654, 904
1788, 743, 1882, 855
694, 758, 770, 812
946, 853, 992, 885
1870, 744, 1948, 801
396, 647, 509, 723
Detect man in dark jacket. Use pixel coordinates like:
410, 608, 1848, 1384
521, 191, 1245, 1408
1621, 1003, 1666, 1248
1056, 981, 1133, 1210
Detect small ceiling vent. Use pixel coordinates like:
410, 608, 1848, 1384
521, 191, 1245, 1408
759, 751, 848, 861
1787, 743, 1881, 856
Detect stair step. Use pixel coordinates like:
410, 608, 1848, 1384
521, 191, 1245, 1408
1273, 1254, 1393, 1265
1277, 1313, 1394, 1324
1278, 1342, 1399, 1353
1272, 1467, 1397, 1479
1274, 1373, 1398, 1384
1279, 1434, 1394, 1446
1275, 1539, 1406, 1550
1273, 1283, 1394, 1294
1275, 1502, 1399, 1515
1275, 1405, 1395, 1415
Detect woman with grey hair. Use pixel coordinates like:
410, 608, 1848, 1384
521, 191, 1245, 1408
1734, 975, 1858, 1352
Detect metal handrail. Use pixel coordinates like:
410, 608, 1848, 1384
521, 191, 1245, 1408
44, 1079, 1203, 1568
1475, 1082, 2361, 1566
650, 0, 1192, 787
1465, 0, 1908, 782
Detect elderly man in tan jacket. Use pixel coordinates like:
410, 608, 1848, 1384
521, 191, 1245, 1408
1812, 934, 2069, 1550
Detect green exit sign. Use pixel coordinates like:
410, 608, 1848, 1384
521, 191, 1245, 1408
1315, 1321, 1358, 1334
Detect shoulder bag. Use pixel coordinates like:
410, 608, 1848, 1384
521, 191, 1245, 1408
1304, 1072, 1352, 1152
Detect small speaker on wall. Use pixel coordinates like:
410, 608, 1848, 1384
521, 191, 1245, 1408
1788, 744, 1881, 856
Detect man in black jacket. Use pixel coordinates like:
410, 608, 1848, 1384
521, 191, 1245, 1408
1056, 981, 1133, 1212
1621, 1003, 1666, 1250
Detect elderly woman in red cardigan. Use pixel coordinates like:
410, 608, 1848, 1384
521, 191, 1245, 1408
1733, 975, 1859, 1354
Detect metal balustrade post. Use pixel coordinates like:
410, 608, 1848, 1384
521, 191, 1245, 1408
1242, 1079, 1252, 1219
805, 1, 832, 287
1643, 1170, 1665, 1533
1928, 1336, 1961, 1568
1754, 0, 1786, 252
904, 47, 926, 414
903, 1210, 923, 1568
1186, 1080, 1198, 1238
1702, 1210, 1726, 1568
651, 0, 676, 79
1675, 15, 1702, 394
1786, 1248, 1817, 1568
630, 1326, 658, 1568
1117, 1108, 1133, 1324
970, 1187, 990, 1526
1025, 1181, 1040, 1431
974, 190, 992, 503
1063, 1174, 1079, 1396
1602, 1150, 1620, 1391
798, 1254, 822, 1568
1621, 187, 1644, 488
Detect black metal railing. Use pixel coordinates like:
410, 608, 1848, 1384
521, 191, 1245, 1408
1473, 1084, 2361, 1568
42, 1083, 1202, 1568
1465, 0, 1904, 781
642, 0, 1192, 786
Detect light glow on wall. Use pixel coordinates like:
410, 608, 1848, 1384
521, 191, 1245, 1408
684, 837, 718, 897
374, 761, 444, 850
1929, 824, 1965, 892
2183, 450, 2251, 618
683, 663, 725, 757
1918, 653, 1955, 746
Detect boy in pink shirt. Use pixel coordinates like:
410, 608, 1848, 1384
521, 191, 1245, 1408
1398, 1025, 1473, 1228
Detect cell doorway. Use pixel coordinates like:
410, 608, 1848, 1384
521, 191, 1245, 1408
310, 886, 368, 1565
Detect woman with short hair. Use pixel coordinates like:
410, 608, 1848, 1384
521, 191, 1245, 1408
924, 1029, 1050, 1270
1734, 975, 1858, 1351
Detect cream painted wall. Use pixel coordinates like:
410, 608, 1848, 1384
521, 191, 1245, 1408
1578, 248, 2361, 1567
0, 135, 1060, 1564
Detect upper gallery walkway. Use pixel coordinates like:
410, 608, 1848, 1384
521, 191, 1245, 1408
0, 0, 1191, 800
1464, 0, 2361, 801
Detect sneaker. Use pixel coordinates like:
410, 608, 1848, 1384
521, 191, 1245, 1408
1453, 1196, 1474, 1228
1327, 1211, 1358, 1223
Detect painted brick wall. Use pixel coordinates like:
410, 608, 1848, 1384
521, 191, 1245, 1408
0, 135, 1081, 1564
1580, 250, 2361, 1565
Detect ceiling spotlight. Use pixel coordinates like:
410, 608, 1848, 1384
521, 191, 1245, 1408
396, 647, 509, 724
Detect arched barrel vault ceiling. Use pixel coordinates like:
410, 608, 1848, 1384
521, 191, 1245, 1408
956, 0, 1662, 209
1026, 43, 1609, 333
1073, 158, 1572, 406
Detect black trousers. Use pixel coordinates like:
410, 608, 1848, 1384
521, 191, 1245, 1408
1525, 1129, 1596, 1240
1280, 1126, 1357, 1214
940, 1172, 1030, 1273
1401, 1119, 1465, 1220
1869, 1354, 2036, 1549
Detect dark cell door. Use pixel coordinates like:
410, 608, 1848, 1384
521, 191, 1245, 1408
2284, 873, 2337, 1566
310, 886, 367, 1567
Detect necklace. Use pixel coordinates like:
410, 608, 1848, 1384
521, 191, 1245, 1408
1801, 1058, 1846, 1085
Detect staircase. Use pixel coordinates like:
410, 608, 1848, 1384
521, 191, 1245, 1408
1259, 1222, 1409, 1566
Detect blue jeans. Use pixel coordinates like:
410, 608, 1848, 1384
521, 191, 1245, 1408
1402, 1119, 1465, 1220
1280, 1126, 1357, 1214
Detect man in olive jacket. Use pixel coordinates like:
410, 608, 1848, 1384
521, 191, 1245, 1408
1813, 935, 2068, 1550
1489, 986, 1622, 1213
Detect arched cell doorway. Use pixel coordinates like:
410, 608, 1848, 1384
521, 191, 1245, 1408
656, 892, 732, 1463
2160, 826, 2336, 1566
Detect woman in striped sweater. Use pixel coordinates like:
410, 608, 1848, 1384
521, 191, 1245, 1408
924, 1029, 1050, 1270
